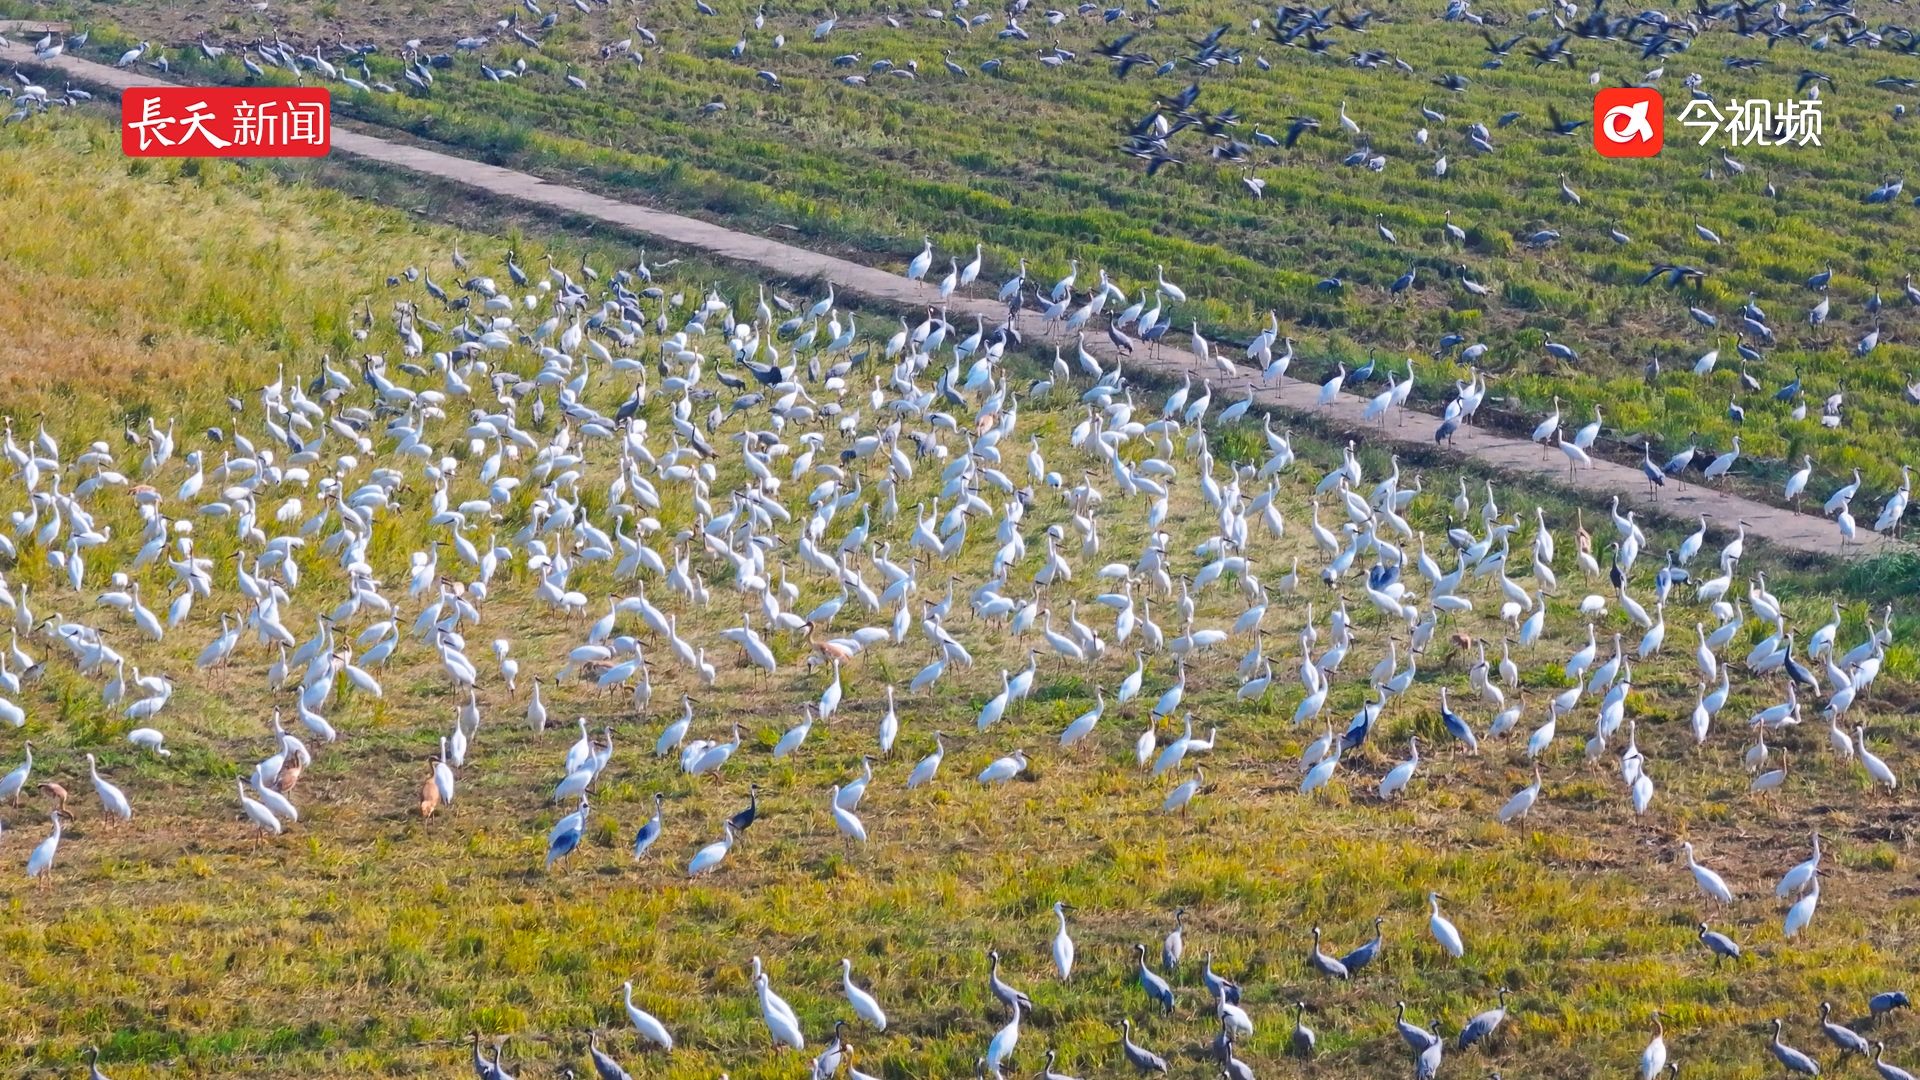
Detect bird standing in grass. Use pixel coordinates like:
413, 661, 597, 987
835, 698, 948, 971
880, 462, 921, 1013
237, 778, 281, 841
419, 758, 443, 818
1428, 892, 1464, 958
1119, 1018, 1168, 1074
1308, 926, 1350, 979
1052, 902, 1076, 981
1340, 917, 1385, 974
586, 1031, 631, 1080
758, 972, 806, 1050
1682, 842, 1735, 903
86, 753, 130, 823
1770, 1019, 1822, 1076
1875, 1043, 1917, 1080
1821, 1001, 1871, 1058
988, 949, 1035, 1014
0, 742, 33, 805
1871, 992, 1911, 1020
1135, 943, 1174, 1012
547, 797, 589, 870
25, 808, 69, 880
1163, 908, 1186, 970
1457, 987, 1511, 1050
1290, 1002, 1316, 1057
1699, 924, 1741, 965
621, 981, 673, 1052
987, 1002, 1022, 1075
1641, 1014, 1667, 1080
829, 785, 867, 843
688, 823, 737, 878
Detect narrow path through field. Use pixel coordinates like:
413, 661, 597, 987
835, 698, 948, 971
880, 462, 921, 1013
2, 42, 1899, 558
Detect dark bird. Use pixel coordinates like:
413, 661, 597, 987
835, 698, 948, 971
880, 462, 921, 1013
1871, 991, 1911, 1019
1457, 988, 1512, 1050
1338, 916, 1385, 973
1484, 30, 1524, 54
1641, 444, 1667, 493
1699, 922, 1742, 964
1545, 103, 1585, 135
1796, 68, 1835, 93
1783, 648, 1818, 690
726, 783, 759, 834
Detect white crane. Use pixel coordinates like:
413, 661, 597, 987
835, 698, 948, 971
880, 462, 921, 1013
1052, 901, 1075, 981
842, 958, 888, 1029
1682, 841, 1735, 903
87, 754, 131, 822
1427, 892, 1464, 958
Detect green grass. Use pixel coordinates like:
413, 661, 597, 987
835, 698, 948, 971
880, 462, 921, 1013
17, 0, 1920, 509
0, 112, 1917, 1080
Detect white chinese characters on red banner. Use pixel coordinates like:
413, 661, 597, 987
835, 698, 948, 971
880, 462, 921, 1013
122, 88, 331, 158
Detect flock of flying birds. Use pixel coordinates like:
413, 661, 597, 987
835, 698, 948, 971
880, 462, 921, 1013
0, 226, 1905, 1079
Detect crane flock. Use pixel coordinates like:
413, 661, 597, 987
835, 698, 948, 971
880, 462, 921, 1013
0, 224, 1904, 1078
12, 0, 1920, 535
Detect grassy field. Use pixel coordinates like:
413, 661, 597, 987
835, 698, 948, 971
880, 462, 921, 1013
14, 0, 1920, 508
1, 112, 1920, 1080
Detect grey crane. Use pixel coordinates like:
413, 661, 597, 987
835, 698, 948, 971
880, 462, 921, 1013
1397, 1001, 1439, 1050
1642, 445, 1667, 496
1119, 1019, 1169, 1074
1135, 943, 1175, 1012
1458, 987, 1512, 1050
632, 792, 665, 858
1416, 1023, 1446, 1080
1664, 439, 1699, 476
1698, 923, 1742, 965
813, 1020, 850, 1079
1770, 1019, 1822, 1076
1291, 1002, 1317, 1057
487, 1040, 516, 1080
987, 949, 1034, 1014
1821, 1002, 1871, 1057
586, 1031, 632, 1080
1220, 1039, 1256, 1080
1340, 916, 1386, 974
1202, 953, 1242, 1005
1042, 1049, 1082, 1080
470, 1031, 512, 1080
1308, 926, 1351, 979
1875, 1043, 1917, 1080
